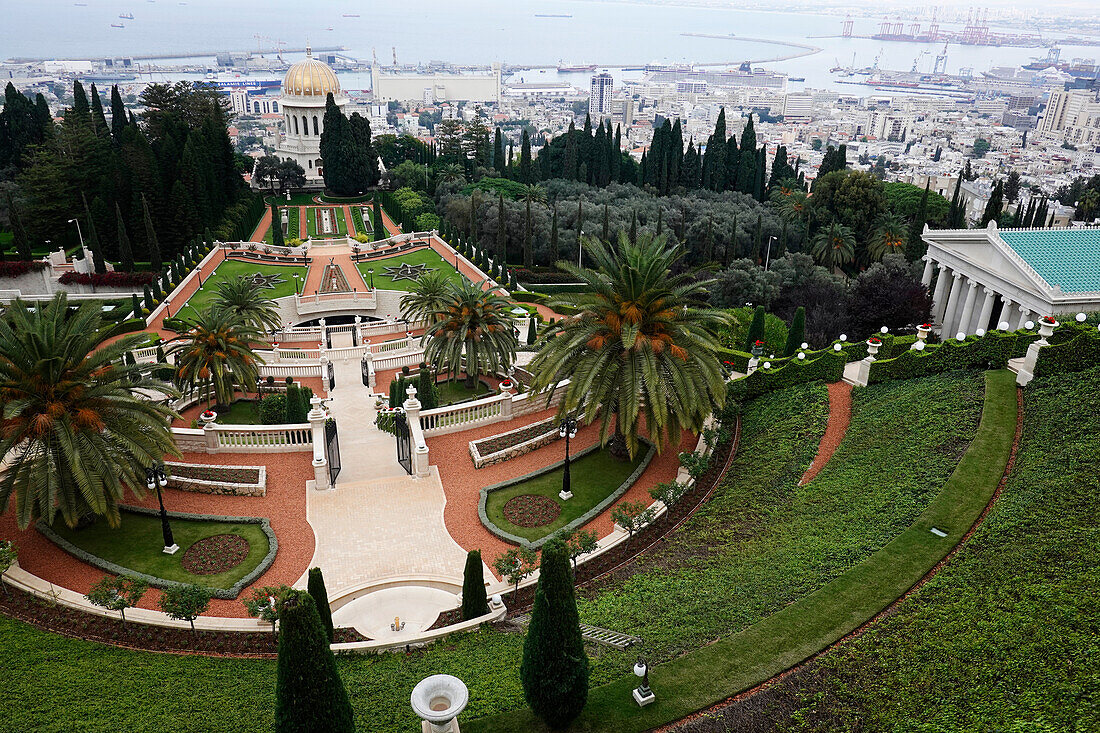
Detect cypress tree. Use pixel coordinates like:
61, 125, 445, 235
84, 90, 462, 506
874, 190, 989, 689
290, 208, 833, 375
131, 293, 142, 318
271, 204, 285, 247
461, 550, 489, 620
669, 118, 683, 188
948, 173, 965, 228
519, 128, 532, 184
519, 539, 589, 729
702, 108, 726, 191
71, 80, 90, 120
493, 127, 504, 173
89, 83, 109, 136
727, 214, 738, 264
110, 85, 127, 140
784, 307, 806, 356
274, 591, 354, 733
681, 139, 700, 188
144, 284, 155, 310
744, 305, 766, 351
526, 316, 538, 345
636, 150, 646, 186
373, 196, 383, 241
496, 192, 507, 263
306, 568, 335, 644
550, 203, 559, 258
82, 194, 107, 274
611, 125, 622, 182
981, 180, 1004, 226
906, 182, 930, 261
417, 367, 436, 410
734, 114, 757, 194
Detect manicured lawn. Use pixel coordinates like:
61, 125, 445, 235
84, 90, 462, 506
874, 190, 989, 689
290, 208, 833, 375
50, 512, 270, 590
178, 260, 307, 316
263, 192, 316, 206
436, 379, 490, 406
768, 366, 1100, 731
357, 248, 462, 292
0, 372, 1016, 733
484, 448, 647, 542
216, 399, 261, 425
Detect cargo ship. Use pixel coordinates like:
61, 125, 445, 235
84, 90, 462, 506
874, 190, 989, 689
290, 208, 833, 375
557, 63, 597, 72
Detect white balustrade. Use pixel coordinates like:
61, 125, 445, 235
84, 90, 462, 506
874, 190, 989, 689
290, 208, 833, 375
294, 290, 377, 315
210, 423, 313, 453
372, 349, 426, 372
258, 363, 324, 378
420, 393, 511, 436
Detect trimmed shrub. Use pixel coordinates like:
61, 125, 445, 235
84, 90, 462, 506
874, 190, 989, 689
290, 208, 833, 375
274, 591, 355, 733
259, 393, 287, 425
58, 271, 156, 287
461, 549, 489, 620
744, 305, 766, 352
520, 538, 589, 729
306, 567, 334, 644
784, 306, 806, 357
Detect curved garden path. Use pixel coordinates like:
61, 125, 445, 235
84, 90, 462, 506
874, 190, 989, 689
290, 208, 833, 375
799, 381, 853, 486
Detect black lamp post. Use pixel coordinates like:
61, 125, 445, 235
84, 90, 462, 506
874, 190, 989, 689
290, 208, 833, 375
368, 268, 375, 289
146, 465, 178, 554
558, 416, 578, 501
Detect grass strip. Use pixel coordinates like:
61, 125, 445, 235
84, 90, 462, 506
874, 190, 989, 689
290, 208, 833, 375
469, 370, 1018, 732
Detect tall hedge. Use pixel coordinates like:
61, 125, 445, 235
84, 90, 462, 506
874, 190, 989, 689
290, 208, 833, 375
461, 550, 489, 620
520, 538, 589, 728
274, 591, 354, 733
306, 567, 335, 644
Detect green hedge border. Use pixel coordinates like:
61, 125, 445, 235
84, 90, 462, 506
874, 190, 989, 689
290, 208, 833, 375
469, 370, 1018, 733
35, 506, 278, 600
478, 441, 656, 550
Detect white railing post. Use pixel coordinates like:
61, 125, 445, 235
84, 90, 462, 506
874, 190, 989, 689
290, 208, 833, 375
204, 422, 218, 453
403, 386, 431, 478
309, 397, 330, 489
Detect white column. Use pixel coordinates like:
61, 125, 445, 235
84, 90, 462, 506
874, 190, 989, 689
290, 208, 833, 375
308, 397, 330, 490
940, 273, 966, 335
957, 280, 980, 337
997, 299, 1015, 329
403, 386, 431, 478
975, 288, 996, 334
1015, 306, 1033, 330
931, 263, 951, 323
921, 257, 935, 286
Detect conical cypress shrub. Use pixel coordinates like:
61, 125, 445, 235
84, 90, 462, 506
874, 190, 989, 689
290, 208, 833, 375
526, 317, 537, 345
520, 538, 589, 728
461, 550, 488, 620
783, 306, 806, 357
274, 591, 354, 733
744, 305, 766, 352
306, 567, 334, 644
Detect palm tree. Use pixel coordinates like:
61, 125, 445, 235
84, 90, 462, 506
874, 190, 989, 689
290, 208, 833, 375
424, 280, 518, 389
771, 185, 810, 233
867, 214, 908, 262
400, 269, 453, 327
529, 233, 731, 459
519, 184, 547, 269
168, 307, 263, 409
438, 163, 466, 185
811, 222, 856, 272
211, 276, 282, 335
0, 295, 180, 529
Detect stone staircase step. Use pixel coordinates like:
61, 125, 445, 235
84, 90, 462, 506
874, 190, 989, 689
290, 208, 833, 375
510, 614, 641, 649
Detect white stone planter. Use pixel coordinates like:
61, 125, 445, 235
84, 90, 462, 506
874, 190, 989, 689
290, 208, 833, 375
865, 340, 881, 359
1037, 319, 1058, 342
199, 411, 218, 425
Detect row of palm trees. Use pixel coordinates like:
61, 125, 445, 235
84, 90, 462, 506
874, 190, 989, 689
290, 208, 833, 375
401, 232, 732, 460
0, 277, 279, 530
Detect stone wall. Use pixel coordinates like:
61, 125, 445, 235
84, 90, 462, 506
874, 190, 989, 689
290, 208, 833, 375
164, 461, 267, 497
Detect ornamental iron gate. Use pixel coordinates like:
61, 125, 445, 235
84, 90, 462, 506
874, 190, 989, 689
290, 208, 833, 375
325, 418, 341, 485
394, 411, 412, 475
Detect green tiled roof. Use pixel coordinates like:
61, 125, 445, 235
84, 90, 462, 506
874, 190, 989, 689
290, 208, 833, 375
1000, 229, 1100, 294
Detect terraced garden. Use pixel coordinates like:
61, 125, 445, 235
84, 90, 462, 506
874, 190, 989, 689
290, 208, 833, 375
0, 371, 1010, 732
177, 260, 307, 316
356, 248, 463, 292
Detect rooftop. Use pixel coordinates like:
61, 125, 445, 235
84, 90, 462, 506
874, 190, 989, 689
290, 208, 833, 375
999, 228, 1100, 294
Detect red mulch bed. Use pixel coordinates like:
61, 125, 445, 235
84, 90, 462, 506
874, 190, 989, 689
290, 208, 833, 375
502, 495, 561, 528
0, 583, 366, 658
180, 535, 249, 575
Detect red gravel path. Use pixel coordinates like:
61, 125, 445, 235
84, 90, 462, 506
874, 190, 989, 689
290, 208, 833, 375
249, 206, 271, 242
428, 413, 691, 573
0, 450, 315, 619
799, 381, 853, 486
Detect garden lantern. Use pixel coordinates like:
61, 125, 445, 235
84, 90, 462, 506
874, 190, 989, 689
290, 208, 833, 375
632, 658, 655, 706
558, 416, 579, 501
146, 464, 177, 555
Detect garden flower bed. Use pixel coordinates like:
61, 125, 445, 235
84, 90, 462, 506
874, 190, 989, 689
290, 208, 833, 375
164, 461, 266, 497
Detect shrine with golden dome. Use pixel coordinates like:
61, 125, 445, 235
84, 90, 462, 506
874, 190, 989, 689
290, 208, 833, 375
276, 45, 348, 181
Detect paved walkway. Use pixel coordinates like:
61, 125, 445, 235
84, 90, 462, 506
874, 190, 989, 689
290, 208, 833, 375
325, 359, 407, 485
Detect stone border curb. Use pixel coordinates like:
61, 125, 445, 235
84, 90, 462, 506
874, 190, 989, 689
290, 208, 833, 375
478, 441, 656, 550
35, 506, 279, 600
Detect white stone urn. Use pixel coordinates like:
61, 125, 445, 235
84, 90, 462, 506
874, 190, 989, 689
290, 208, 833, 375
199, 410, 218, 425
411, 675, 469, 733
498, 378, 515, 393
916, 324, 931, 340
865, 339, 882, 359
1037, 317, 1058, 342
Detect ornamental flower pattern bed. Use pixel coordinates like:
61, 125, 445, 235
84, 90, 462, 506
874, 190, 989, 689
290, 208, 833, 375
180, 534, 250, 575
502, 494, 561, 528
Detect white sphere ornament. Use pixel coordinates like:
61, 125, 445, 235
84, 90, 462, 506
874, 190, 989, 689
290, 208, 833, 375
1025, 321, 1035, 330
975, 328, 986, 337
956, 332, 967, 341
800, 342, 809, 349
915, 341, 926, 351
1076, 313, 1087, 323
797, 352, 806, 360
998, 321, 1010, 330
880, 326, 889, 334
833, 343, 842, 351
839, 334, 848, 342
763, 361, 772, 369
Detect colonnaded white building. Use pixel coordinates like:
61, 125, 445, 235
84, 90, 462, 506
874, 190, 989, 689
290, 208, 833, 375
276, 47, 348, 181
920, 223, 1100, 337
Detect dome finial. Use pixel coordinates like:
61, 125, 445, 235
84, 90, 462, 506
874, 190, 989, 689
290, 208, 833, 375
306, 40, 312, 58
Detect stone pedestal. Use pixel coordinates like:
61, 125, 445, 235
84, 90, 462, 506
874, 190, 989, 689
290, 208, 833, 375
308, 397, 330, 490
633, 688, 656, 707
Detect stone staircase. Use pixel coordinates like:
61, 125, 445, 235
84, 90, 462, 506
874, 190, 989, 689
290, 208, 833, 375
512, 614, 642, 650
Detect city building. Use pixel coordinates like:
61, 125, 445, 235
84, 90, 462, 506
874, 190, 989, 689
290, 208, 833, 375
371, 63, 502, 104
276, 47, 347, 181
590, 72, 614, 118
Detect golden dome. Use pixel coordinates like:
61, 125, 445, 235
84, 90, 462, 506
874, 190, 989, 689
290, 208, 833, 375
282, 49, 341, 98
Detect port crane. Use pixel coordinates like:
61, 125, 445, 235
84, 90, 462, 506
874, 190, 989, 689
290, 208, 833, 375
911, 49, 930, 72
